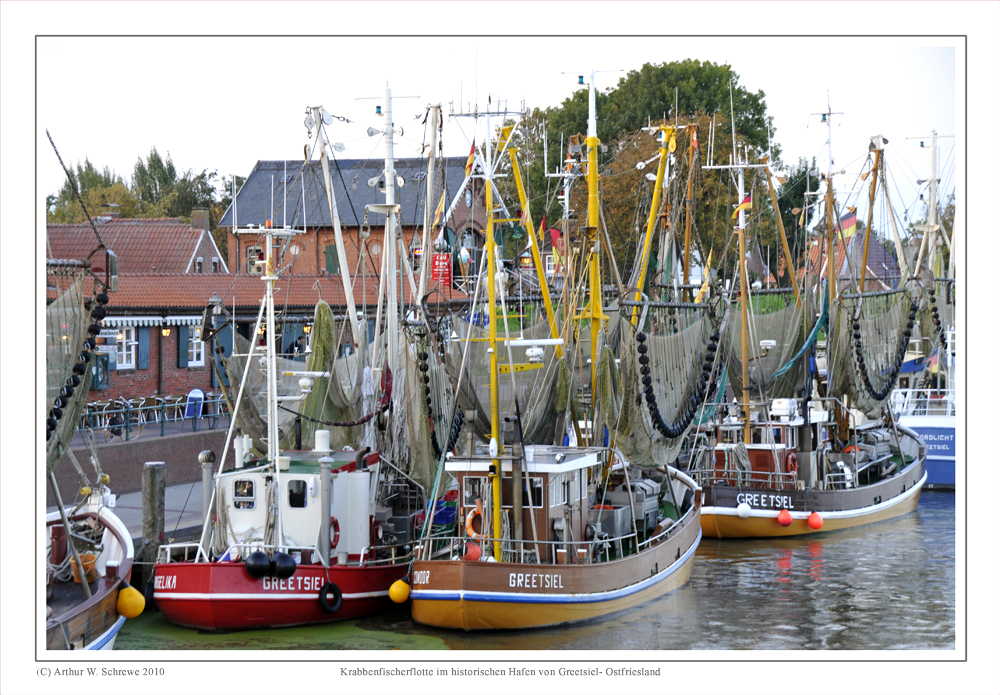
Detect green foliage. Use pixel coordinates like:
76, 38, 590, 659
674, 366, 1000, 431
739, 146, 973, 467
47, 158, 128, 221
131, 147, 178, 207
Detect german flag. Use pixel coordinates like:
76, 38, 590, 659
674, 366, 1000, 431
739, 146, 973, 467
731, 194, 751, 220
837, 210, 858, 239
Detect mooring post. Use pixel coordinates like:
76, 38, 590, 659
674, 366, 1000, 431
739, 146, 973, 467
140, 462, 166, 589
319, 457, 332, 566
199, 450, 216, 526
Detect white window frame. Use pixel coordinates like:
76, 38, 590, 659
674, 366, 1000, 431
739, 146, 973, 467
116, 326, 137, 370
195, 256, 203, 274
545, 254, 555, 276
212, 257, 219, 274
247, 245, 263, 274
188, 326, 205, 367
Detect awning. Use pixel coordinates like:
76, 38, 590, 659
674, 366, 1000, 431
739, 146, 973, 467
165, 315, 203, 326
102, 315, 163, 327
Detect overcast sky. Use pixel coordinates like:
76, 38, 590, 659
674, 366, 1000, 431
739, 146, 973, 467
36, 35, 958, 228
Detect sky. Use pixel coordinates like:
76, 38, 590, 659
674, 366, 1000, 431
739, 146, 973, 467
4, 2, 1000, 693
35, 36, 958, 229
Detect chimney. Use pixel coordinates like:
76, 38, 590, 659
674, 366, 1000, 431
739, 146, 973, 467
191, 208, 210, 231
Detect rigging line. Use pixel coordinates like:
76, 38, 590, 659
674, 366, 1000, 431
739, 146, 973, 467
46, 130, 107, 250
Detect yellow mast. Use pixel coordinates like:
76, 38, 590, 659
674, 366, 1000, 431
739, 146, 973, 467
502, 126, 564, 360
858, 145, 882, 291
683, 125, 697, 297
761, 158, 802, 310
630, 125, 676, 326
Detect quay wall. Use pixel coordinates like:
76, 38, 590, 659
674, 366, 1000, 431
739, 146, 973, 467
47, 430, 233, 507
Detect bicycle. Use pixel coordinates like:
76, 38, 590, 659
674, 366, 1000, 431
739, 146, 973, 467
103, 397, 146, 442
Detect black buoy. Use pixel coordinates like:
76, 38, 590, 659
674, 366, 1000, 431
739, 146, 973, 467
244, 551, 271, 579
272, 551, 296, 579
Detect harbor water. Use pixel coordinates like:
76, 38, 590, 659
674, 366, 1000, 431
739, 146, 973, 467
117, 491, 955, 651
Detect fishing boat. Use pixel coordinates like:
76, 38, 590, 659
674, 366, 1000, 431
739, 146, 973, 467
44, 142, 144, 649
406, 75, 702, 631
689, 105, 926, 538
892, 129, 956, 491
151, 97, 423, 630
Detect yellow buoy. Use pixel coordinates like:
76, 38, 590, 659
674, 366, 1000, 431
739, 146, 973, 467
100, 474, 110, 485
80, 486, 92, 497
117, 582, 145, 619
389, 579, 410, 604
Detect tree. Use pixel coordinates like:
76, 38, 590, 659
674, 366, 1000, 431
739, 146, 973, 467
132, 147, 178, 210
47, 158, 127, 221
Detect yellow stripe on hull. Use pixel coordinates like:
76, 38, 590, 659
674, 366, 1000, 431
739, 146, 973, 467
411, 553, 695, 631
701, 491, 921, 539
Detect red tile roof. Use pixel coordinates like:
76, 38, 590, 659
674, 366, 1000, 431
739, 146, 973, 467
100, 272, 468, 314
47, 218, 219, 274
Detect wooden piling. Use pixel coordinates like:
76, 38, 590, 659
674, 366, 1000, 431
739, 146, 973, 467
138, 461, 166, 589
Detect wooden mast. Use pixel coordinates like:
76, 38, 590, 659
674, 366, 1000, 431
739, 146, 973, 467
761, 157, 802, 309
631, 124, 676, 326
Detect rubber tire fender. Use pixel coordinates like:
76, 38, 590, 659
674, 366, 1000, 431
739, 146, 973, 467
318, 582, 343, 614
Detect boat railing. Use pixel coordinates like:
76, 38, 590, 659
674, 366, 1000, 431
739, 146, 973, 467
891, 388, 956, 417
416, 506, 693, 566
688, 447, 797, 490
156, 538, 415, 567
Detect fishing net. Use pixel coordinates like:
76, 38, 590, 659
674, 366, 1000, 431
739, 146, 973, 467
226, 301, 367, 456
721, 290, 811, 400
46, 275, 93, 475
444, 311, 564, 446
597, 310, 715, 466
829, 289, 913, 417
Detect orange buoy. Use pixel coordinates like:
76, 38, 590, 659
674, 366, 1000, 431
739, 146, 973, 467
777, 509, 793, 527
389, 579, 410, 603
463, 541, 482, 561
808, 512, 824, 530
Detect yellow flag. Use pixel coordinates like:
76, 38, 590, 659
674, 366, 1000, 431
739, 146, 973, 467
694, 250, 713, 303
431, 191, 446, 229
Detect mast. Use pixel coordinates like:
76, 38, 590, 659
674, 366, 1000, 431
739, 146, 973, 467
483, 106, 503, 561
683, 125, 697, 296
736, 167, 752, 443
631, 124, 675, 326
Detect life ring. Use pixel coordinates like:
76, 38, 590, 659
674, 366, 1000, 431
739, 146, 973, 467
318, 582, 343, 613
787, 452, 798, 475
465, 508, 483, 539
329, 517, 341, 551
843, 445, 858, 454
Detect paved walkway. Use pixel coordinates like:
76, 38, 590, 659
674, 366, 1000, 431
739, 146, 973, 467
47, 482, 207, 543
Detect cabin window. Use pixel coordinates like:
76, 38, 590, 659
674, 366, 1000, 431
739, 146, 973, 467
287, 480, 307, 508
500, 476, 543, 509
549, 472, 581, 508
463, 476, 488, 508
771, 428, 783, 445
233, 479, 255, 510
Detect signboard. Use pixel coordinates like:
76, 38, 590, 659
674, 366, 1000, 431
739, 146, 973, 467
98, 329, 119, 339
431, 253, 451, 285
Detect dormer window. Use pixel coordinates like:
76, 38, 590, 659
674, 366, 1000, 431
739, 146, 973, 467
212, 257, 219, 274
195, 257, 203, 274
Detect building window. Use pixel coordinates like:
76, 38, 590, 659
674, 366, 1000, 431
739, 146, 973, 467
324, 245, 341, 275
212, 257, 220, 274
247, 245, 263, 274
116, 326, 136, 370
195, 257, 203, 274
188, 327, 205, 367
545, 254, 555, 276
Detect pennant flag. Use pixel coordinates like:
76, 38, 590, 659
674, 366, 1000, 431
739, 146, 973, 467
731, 194, 751, 220
464, 144, 476, 177
837, 211, 858, 239
694, 250, 714, 303
798, 207, 806, 227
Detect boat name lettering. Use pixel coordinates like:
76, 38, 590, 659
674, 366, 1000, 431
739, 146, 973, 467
153, 574, 176, 590
735, 493, 793, 509
509, 572, 564, 589
261, 575, 326, 591
413, 570, 430, 585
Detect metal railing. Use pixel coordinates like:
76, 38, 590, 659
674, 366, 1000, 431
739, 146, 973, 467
78, 396, 230, 442
156, 537, 414, 568
891, 388, 956, 417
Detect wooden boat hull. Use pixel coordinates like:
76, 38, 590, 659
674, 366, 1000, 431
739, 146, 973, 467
410, 509, 701, 631
152, 561, 408, 630
700, 459, 926, 539
45, 502, 135, 651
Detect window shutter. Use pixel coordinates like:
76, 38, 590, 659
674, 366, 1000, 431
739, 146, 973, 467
177, 324, 189, 368
137, 326, 150, 369
325, 245, 340, 274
